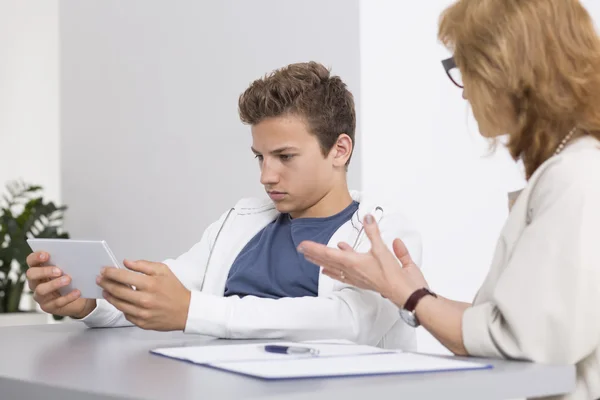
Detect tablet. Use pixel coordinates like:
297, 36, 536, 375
26, 239, 122, 299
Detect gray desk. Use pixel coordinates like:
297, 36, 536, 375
0, 323, 574, 400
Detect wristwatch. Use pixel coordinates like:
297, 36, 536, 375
399, 288, 437, 328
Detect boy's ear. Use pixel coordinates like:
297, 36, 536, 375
331, 134, 353, 167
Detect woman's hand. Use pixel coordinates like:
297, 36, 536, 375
301, 214, 470, 356
299, 214, 428, 307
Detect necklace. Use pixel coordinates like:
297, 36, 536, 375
554, 127, 578, 156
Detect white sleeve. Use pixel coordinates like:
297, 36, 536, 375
184, 213, 422, 347
462, 153, 600, 363
81, 211, 229, 328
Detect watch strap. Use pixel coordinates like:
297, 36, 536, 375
404, 288, 437, 312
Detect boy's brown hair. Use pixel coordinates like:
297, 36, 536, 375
238, 62, 356, 165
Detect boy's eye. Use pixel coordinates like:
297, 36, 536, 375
255, 155, 264, 162
279, 154, 294, 161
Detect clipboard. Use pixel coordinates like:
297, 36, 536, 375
151, 342, 492, 380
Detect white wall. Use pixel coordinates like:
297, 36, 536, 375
0, 0, 60, 202
359, 0, 600, 354
4, 0, 599, 339
359, 0, 526, 354
59, 0, 362, 263
582, 0, 600, 27
0, 0, 59, 313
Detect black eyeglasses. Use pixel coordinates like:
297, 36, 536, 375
442, 57, 463, 88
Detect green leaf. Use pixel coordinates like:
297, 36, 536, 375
25, 185, 43, 193
13, 241, 33, 275
0, 250, 12, 276
33, 226, 59, 238
21, 201, 48, 234
5, 279, 24, 312
0, 180, 69, 313
5, 218, 23, 239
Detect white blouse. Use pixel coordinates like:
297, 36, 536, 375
462, 136, 600, 400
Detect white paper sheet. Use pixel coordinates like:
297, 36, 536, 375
210, 352, 492, 380
152, 341, 391, 364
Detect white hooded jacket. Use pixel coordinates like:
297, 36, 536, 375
83, 191, 422, 349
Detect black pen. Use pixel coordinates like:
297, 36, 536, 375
263, 345, 320, 356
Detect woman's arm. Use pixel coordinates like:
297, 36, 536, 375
301, 150, 600, 363
300, 216, 472, 355
300, 216, 472, 356
414, 296, 471, 356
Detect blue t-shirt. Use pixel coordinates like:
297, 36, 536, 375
224, 201, 359, 299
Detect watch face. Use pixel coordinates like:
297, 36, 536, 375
399, 308, 419, 327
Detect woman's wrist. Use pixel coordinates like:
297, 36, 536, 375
389, 284, 423, 309
414, 293, 437, 319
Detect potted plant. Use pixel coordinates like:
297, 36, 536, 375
0, 180, 69, 324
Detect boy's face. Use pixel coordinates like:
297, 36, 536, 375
251, 115, 340, 218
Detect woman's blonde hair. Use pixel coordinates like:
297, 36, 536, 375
439, 0, 600, 178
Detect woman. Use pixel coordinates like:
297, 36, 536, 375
299, 1, 600, 399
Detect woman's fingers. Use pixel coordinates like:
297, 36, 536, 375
337, 242, 353, 251
322, 268, 361, 288
304, 253, 343, 273
300, 239, 388, 290
363, 215, 401, 268
322, 268, 343, 281
393, 238, 416, 268
299, 242, 352, 271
